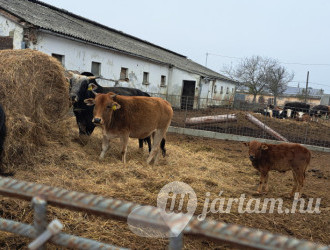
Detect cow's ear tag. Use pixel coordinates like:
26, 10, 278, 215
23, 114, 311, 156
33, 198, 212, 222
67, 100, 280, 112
112, 105, 117, 111
88, 86, 93, 91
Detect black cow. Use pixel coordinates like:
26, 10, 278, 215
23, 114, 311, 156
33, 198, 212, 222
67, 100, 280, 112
280, 102, 310, 119
0, 104, 6, 162
310, 105, 329, 121
0, 104, 13, 176
69, 72, 166, 156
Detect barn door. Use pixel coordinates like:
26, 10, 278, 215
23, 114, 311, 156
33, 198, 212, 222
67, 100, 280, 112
181, 80, 196, 109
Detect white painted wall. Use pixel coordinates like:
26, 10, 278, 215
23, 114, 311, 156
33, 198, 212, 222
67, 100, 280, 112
29, 32, 170, 95
209, 79, 236, 106
1, 14, 236, 108
0, 14, 24, 49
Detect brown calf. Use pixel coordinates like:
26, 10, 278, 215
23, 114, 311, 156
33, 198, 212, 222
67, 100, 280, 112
244, 140, 311, 197
85, 93, 173, 164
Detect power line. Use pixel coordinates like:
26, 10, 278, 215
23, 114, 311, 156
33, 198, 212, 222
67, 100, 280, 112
206, 52, 330, 66
288, 81, 329, 87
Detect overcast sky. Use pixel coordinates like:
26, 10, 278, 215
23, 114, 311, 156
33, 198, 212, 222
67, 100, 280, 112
41, 0, 330, 93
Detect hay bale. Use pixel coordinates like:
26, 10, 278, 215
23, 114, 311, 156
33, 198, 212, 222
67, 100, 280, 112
0, 49, 70, 165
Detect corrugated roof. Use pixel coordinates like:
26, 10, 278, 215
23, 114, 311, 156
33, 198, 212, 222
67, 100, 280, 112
0, 0, 234, 82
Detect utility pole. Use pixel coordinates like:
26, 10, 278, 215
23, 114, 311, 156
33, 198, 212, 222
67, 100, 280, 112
304, 71, 309, 103
205, 52, 208, 67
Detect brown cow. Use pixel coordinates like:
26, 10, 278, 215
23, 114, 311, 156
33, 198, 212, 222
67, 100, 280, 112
244, 140, 311, 198
84, 93, 173, 164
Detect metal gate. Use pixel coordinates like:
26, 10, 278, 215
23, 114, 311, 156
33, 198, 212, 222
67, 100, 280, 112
0, 177, 327, 249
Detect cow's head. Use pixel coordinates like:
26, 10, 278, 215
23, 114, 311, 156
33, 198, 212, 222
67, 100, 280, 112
84, 92, 121, 126
69, 73, 99, 103
243, 140, 268, 162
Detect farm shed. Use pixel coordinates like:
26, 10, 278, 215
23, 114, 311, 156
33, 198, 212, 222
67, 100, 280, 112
0, 0, 237, 109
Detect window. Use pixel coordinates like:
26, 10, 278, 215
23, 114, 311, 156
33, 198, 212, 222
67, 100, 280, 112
52, 53, 64, 66
0, 36, 13, 50
120, 67, 128, 80
160, 75, 166, 86
220, 86, 223, 94
232, 88, 235, 93
226, 87, 229, 94
143, 72, 149, 85
91, 61, 101, 76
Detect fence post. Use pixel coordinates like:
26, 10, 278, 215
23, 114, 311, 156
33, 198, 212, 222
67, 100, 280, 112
169, 233, 183, 250
32, 196, 48, 250
304, 122, 309, 145
183, 96, 189, 129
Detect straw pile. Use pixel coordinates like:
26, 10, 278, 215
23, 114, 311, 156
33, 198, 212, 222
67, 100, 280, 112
0, 49, 70, 165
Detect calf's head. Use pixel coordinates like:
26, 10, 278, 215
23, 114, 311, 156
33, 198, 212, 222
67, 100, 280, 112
243, 140, 268, 162
84, 92, 121, 126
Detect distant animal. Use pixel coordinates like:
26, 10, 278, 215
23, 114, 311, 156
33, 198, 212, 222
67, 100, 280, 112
310, 105, 329, 121
280, 102, 310, 119
244, 140, 311, 198
271, 106, 284, 119
253, 107, 272, 117
0, 104, 6, 163
84, 93, 173, 164
69, 72, 166, 156
295, 112, 311, 122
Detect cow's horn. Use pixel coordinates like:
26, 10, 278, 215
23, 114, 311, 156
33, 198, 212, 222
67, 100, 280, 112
88, 76, 100, 80
110, 94, 118, 98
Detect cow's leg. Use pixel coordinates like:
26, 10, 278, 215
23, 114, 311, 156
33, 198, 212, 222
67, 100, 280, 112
290, 171, 299, 198
146, 137, 152, 153
258, 172, 268, 193
263, 173, 269, 193
138, 139, 143, 149
147, 130, 163, 165
120, 135, 129, 164
295, 170, 306, 197
160, 138, 166, 157
100, 134, 110, 159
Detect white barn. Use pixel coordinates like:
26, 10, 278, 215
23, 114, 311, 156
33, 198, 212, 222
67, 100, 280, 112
0, 0, 237, 108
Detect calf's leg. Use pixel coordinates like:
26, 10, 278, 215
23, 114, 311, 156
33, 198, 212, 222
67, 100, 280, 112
290, 171, 299, 198
258, 172, 269, 193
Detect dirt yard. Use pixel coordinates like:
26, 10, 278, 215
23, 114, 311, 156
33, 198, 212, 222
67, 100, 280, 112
172, 107, 330, 147
0, 118, 329, 249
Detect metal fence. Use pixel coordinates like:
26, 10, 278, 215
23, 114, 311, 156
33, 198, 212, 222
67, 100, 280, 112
0, 177, 328, 249
150, 94, 330, 149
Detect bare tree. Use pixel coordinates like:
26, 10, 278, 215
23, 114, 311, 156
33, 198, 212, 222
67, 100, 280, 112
266, 63, 294, 106
232, 56, 275, 103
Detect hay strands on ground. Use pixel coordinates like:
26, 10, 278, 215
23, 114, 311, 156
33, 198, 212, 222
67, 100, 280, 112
246, 113, 288, 142
185, 114, 237, 125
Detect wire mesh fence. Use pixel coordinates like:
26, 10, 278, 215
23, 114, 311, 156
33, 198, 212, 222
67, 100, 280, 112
150, 94, 330, 148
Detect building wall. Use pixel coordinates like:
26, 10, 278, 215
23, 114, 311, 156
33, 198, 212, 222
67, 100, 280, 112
29, 32, 170, 94
208, 79, 235, 106
1, 14, 236, 109
320, 95, 330, 106
0, 14, 24, 49
243, 93, 320, 106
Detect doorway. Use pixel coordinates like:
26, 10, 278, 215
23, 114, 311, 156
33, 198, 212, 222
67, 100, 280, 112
181, 80, 196, 109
